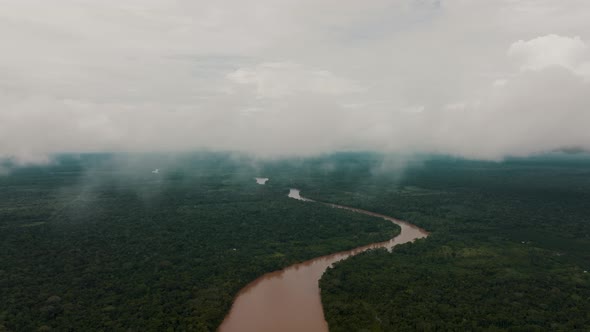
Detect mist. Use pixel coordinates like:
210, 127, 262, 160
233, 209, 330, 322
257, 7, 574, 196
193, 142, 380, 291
1, 1, 590, 164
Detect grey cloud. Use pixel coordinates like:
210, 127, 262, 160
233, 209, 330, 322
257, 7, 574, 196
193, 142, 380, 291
1, 1, 590, 164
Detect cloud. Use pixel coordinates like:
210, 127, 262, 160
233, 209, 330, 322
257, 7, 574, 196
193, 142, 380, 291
1, 1, 590, 163
508, 34, 590, 79
432, 67, 590, 160
227, 62, 364, 99
492, 79, 508, 87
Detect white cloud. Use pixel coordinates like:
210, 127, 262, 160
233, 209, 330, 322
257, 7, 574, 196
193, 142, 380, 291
227, 62, 364, 99
402, 105, 425, 114
493, 79, 508, 87
1, 1, 590, 163
433, 67, 590, 160
508, 34, 590, 79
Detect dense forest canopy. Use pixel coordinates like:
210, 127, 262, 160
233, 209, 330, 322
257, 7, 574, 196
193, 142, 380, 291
316, 153, 590, 331
1, 152, 590, 331
0, 153, 398, 331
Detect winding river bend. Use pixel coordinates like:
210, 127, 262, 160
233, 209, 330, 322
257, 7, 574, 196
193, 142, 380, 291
218, 189, 429, 332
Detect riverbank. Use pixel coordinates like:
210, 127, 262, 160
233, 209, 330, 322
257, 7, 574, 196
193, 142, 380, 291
219, 189, 428, 332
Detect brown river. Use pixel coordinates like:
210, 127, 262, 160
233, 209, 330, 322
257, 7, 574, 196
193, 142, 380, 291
218, 189, 429, 332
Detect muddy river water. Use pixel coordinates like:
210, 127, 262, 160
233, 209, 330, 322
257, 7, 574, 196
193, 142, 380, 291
218, 189, 429, 332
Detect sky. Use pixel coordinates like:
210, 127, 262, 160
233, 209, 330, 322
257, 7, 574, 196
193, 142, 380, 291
1, 0, 590, 163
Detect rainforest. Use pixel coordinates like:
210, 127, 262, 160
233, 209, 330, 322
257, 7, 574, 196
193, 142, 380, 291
1, 152, 589, 331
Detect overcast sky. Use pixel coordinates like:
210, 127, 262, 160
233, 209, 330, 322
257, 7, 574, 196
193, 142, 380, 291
1, 0, 590, 163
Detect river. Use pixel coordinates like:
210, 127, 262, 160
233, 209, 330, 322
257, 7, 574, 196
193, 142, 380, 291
218, 189, 429, 332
